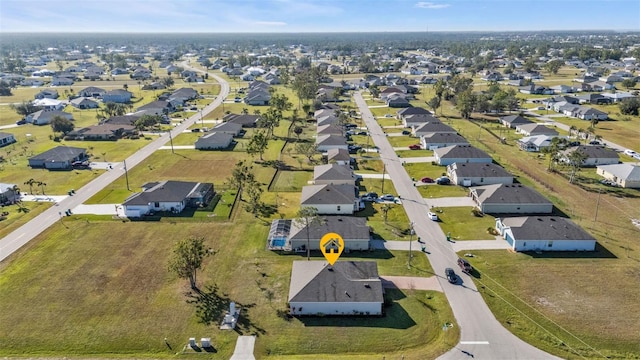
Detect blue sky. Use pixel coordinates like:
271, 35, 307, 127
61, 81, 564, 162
1, 0, 639, 33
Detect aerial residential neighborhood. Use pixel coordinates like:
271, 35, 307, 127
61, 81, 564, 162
1, 1, 640, 359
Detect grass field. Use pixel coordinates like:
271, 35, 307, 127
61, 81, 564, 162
434, 207, 496, 241
0, 216, 457, 358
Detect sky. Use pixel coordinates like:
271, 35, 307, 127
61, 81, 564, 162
1, 0, 639, 33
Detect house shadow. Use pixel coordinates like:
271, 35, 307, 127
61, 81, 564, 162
294, 248, 394, 260
186, 284, 266, 336
297, 289, 416, 329
523, 242, 617, 259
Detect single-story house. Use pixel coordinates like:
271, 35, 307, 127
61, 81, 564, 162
317, 123, 344, 136
313, 164, 357, 186
66, 124, 136, 141
403, 114, 440, 128
224, 114, 260, 128
0, 183, 19, 205
516, 123, 559, 137
326, 148, 352, 166
412, 121, 456, 137
35, 89, 59, 99
470, 183, 553, 214
26, 110, 73, 125
447, 162, 514, 186
136, 100, 174, 116
28, 146, 87, 170
316, 115, 339, 127
122, 181, 215, 218
102, 89, 132, 103
244, 89, 271, 106
396, 107, 431, 120
267, 216, 370, 252
420, 133, 469, 150
433, 144, 492, 166
211, 121, 243, 136
495, 216, 596, 252
0, 132, 17, 148
32, 98, 65, 111
596, 164, 640, 188
517, 135, 562, 152
300, 183, 358, 215
500, 115, 534, 129
70, 97, 99, 109
560, 145, 619, 167
51, 76, 74, 86
386, 94, 411, 108
316, 134, 348, 152
194, 132, 234, 150
288, 260, 383, 316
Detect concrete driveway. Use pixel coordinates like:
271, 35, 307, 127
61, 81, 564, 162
381, 275, 442, 292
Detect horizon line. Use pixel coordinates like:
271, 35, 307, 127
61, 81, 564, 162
2, 29, 638, 35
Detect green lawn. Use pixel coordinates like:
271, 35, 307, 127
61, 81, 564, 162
417, 184, 470, 198
377, 118, 403, 127
354, 158, 384, 173
404, 162, 447, 181
269, 170, 313, 192
0, 216, 456, 358
433, 207, 496, 240
396, 149, 433, 158
356, 201, 412, 241
358, 178, 396, 197
388, 136, 421, 148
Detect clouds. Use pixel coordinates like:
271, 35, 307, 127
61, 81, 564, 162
415, 2, 450, 9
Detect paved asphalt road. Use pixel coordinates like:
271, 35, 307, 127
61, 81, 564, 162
0, 68, 230, 263
354, 92, 559, 360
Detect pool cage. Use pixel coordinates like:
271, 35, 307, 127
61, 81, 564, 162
267, 219, 292, 251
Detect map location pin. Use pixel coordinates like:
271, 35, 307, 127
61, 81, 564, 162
320, 232, 344, 266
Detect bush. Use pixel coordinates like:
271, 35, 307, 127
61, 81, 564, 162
472, 208, 484, 217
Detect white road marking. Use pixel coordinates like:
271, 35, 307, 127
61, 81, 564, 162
460, 341, 490, 345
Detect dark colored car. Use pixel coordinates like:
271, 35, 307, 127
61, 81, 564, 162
16, 119, 27, 125
409, 144, 421, 150
402, 130, 411, 135
191, 128, 201, 132
445, 268, 457, 284
344, 124, 358, 129
421, 177, 434, 183
457, 258, 472, 273
357, 131, 367, 136
436, 177, 451, 185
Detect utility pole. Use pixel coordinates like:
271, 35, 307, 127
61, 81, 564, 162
593, 188, 601, 222
169, 129, 175, 154
123, 160, 130, 191
407, 222, 414, 269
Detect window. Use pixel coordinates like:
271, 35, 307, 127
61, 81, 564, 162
154, 202, 160, 207
337, 205, 341, 211
480, 178, 484, 183
548, 241, 553, 248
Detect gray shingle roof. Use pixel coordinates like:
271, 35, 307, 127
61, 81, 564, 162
301, 184, 356, 205
435, 144, 490, 159
29, 146, 85, 162
123, 180, 204, 205
314, 164, 354, 182
422, 133, 469, 144
472, 184, 551, 205
449, 162, 513, 178
288, 261, 383, 303
501, 216, 595, 241
289, 216, 369, 241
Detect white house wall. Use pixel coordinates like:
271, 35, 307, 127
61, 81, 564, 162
289, 301, 382, 316
512, 239, 596, 252
306, 203, 354, 215
452, 175, 513, 186
290, 238, 369, 251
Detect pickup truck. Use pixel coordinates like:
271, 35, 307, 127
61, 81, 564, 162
457, 257, 473, 273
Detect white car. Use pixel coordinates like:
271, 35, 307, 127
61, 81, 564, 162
427, 211, 438, 221
624, 149, 637, 157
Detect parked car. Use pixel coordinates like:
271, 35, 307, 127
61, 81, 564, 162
624, 149, 637, 157
445, 268, 457, 284
234, 97, 241, 103
600, 179, 618, 187
191, 128, 201, 132
344, 123, 358, 129
589, 140, 600, 145
427, 211, 438, 221
360, 192, 379, 202
409, 144, 421, 150
568, 141, 581, 147
384, 114, 393, 118
402, 130, 411, 135
357, 131, 367, 136
16, 119, 27, 125
380, 194, 396, 202
457, 258, 473, 273
436, 177, 451, 185
421, 177, 434, 183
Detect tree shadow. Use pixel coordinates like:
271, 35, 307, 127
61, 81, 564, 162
186, 284, 267, 336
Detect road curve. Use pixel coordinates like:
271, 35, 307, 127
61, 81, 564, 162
0, 69, 229, 263
353, 92, 559, 360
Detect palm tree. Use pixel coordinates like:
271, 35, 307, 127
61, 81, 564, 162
37, 181, 47, 195
23, 178, 36, 195
569, 125, 577, 137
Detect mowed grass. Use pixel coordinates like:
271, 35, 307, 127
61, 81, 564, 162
0, 202, 52, 240
434, 207, 496, 241
442, 114, 640, 357
0, 216, 457, 358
